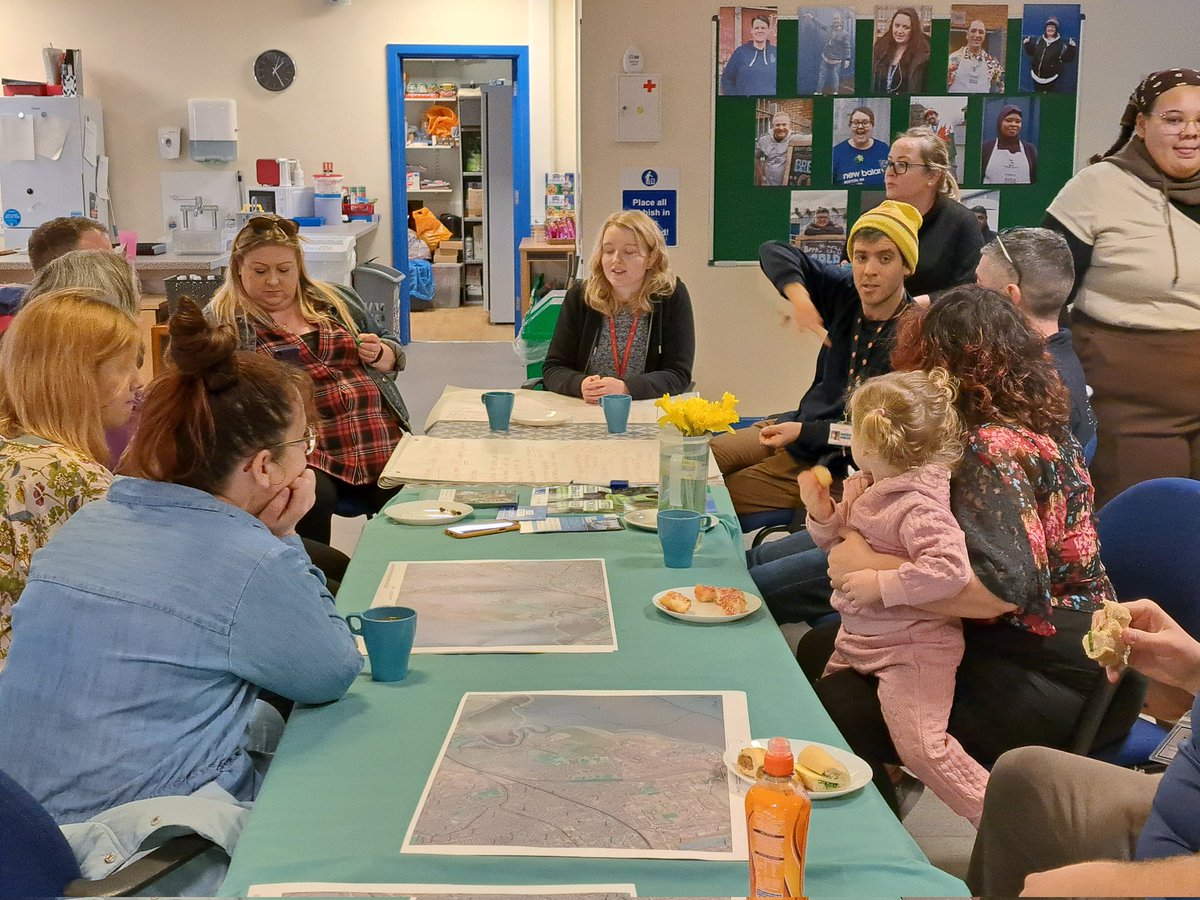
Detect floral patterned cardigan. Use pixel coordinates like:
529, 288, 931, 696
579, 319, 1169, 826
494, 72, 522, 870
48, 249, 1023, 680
0, 435, 110, 664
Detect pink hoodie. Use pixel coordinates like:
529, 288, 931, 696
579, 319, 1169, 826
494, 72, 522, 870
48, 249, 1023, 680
807, 463, 971, 635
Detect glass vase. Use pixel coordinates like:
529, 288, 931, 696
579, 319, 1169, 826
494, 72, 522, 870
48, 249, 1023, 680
658, 429, 711, 515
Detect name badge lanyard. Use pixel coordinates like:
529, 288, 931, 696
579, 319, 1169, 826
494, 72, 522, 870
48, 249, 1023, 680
611, 314, 641, 378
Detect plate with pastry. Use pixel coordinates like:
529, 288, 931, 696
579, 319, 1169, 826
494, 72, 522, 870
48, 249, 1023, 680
623, 509, 720, 532
384, 500, 473, 526
651, 585, 762, 623
722, 738, 871, 799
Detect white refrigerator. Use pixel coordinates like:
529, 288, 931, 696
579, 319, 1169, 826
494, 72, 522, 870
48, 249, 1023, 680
0, 96, 108, 246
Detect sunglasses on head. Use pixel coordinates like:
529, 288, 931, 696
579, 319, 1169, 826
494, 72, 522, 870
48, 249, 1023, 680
245, 215, 300, 237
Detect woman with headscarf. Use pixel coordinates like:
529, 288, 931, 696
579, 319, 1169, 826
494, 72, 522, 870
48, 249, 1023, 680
1045, 68, 1200, 505
982, 104, 1038, 185
870, 7, 930, 95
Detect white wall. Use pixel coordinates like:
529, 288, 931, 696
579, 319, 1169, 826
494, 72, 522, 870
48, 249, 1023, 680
578, 0, 1200, 414
0, 0, 578, 266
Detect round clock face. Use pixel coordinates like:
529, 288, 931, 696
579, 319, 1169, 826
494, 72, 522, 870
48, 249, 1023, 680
254, 49, 296, 92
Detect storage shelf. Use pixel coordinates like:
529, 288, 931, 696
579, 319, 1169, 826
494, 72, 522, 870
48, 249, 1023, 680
405, 143, 459, 151
464, 215, 483, 222
405, 95, 457, 102
408, 188, 453, 194
462, 171, 483, 178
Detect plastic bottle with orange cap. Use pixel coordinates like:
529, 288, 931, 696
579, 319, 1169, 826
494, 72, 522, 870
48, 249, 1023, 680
746, 736, 812, 898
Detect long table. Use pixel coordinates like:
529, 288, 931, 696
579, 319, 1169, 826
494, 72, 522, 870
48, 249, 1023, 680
220, 487, 968, 897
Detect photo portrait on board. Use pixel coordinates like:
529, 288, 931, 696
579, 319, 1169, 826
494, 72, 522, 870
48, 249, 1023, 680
947, 4, 1008, 93
982, 97, 1040, 184
960, 189, 1001, 242
754, 99, 814, 186
797, 7, 857, 95
719, 6, 779, 96
831, 98, 891, 186
871, 5, 933, 95
909, 96, 967, 183
1019, 3, 1080, 93
789, 190, 850, 266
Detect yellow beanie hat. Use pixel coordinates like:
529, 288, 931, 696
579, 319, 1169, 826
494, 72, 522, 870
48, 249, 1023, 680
848, 200, 923, 272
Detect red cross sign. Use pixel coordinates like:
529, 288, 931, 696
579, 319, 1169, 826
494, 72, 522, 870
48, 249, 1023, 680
642, 79, 657, 93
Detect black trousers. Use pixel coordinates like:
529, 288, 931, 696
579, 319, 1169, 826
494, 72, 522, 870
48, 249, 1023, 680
796, 610, 1146, 818
297, 468, 399, 544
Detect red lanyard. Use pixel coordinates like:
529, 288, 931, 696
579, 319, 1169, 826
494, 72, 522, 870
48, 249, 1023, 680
609, 313, 641, 378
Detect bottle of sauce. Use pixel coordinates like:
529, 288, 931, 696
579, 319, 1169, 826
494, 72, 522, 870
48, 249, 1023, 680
746, 736, 811, 898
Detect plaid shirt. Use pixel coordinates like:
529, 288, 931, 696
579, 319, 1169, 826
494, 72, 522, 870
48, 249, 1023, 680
255, 321, 402, 486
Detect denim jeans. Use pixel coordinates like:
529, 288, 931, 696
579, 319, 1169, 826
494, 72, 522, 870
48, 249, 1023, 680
745, 530, 836, 624
817, 60, 841, 94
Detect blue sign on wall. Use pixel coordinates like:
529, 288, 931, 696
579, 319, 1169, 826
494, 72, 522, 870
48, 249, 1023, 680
622, 189, 676, 246
2, 209, 21, 228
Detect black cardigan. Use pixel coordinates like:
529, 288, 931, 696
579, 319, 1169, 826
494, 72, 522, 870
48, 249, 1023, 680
541, 280, 695, 400
908, 194, 985, 297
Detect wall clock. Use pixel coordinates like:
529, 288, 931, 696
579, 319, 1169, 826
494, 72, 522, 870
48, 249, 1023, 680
254, 49, 296, 92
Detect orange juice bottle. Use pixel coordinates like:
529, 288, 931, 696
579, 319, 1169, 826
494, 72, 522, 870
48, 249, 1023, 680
746, 736, 811, 898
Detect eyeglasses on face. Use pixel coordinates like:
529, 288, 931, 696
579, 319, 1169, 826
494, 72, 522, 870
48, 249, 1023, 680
1153, 112, 1200, 136
269, 424, 317, 457
246, 214, 300, 237
992, 228, 1024, 285
883, 159, 935, 175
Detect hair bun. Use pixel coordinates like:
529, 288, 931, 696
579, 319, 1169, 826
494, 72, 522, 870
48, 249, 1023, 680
168, 297, 239, 390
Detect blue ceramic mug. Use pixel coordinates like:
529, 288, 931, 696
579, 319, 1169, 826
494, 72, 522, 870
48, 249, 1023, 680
599, 393, 632, 434
345, 606, 417, 682
658, 509, 703, 568
481, 391, 515, 432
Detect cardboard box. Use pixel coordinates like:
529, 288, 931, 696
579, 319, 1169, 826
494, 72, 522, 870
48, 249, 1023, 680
434, 249, 461, 263
440, 240, 464, 251
466, 185, 484, 217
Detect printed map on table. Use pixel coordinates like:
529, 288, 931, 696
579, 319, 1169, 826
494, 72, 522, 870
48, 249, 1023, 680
402, 691, 751, 860
371, 559, 616, 654
247, 883, 637, 898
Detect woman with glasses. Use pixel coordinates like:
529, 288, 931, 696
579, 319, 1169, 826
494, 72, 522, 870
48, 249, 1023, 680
542, 209, 694, 403
0, 290, 143, 670
0, 298, 362, 827
870, 6, 930, 95
208, 215, 409, 543
883, 127, 985, 297
1045, 69, 1200, 506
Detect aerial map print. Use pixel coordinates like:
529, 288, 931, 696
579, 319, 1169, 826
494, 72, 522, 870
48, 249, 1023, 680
249, 885, 636, 899
403, 691, 750, 860
371, 559, 616, 653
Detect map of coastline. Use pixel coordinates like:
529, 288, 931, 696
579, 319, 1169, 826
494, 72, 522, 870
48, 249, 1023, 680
407, 693, 735, 856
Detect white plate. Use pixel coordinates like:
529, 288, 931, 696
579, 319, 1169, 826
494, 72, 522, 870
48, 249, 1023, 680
384, 500, 474, 526
623, 509, 719, 532
721, 739, 872, 799
511, 407, 571, 427
651, 586, 762, 624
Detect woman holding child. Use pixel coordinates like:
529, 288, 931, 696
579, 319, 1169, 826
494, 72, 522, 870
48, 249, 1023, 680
798, 286, 1142, 815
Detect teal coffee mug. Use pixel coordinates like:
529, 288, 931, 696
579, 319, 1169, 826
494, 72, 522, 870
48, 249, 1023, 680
658, 508, 703, 568
482, 391, 515, 432
345, 606, 417, 682
599, 393, 632, 434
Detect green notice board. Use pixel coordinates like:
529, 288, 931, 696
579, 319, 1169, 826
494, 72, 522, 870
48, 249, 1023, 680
712, 17, 1077, 263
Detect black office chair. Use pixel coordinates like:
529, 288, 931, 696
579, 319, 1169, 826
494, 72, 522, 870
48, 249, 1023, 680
0, 767, 213, 898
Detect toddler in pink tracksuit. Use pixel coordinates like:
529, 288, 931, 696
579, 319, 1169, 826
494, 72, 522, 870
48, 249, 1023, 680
798, 368, 988, 825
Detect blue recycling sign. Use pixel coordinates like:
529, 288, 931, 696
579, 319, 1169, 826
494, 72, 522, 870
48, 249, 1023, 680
2, 209, 20, 228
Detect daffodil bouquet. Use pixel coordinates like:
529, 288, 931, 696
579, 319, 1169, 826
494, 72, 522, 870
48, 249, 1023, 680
655, 392, 740, 437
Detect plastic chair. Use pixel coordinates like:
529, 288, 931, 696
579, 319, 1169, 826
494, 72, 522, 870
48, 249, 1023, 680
0, 767, 212, 897
1084, 478, 1200, 764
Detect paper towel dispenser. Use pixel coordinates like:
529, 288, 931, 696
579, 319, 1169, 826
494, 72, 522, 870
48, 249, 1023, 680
187, 99, 237, 162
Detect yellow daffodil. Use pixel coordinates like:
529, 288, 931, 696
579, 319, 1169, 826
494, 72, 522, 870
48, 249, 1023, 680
655, 392, 739, 437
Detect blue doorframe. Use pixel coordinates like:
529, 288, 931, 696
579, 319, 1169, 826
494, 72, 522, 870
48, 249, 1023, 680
386, 44, 531, 344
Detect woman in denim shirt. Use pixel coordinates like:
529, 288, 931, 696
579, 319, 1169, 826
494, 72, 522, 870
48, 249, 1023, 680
0, 299, 363, 825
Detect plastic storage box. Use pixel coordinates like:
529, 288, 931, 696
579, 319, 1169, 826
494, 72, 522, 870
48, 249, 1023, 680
431, 263, 462, 308
302, 235, 356, 286
165, 273, 225, 314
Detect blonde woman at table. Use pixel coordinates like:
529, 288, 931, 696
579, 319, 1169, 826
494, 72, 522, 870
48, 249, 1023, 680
208, 214, 410, 543
542, 209, 695, 403
0, 290, 142, 671
0, 299, 362, 829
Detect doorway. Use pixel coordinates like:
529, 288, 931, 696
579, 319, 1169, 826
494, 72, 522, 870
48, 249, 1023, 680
386, 44, 531, 345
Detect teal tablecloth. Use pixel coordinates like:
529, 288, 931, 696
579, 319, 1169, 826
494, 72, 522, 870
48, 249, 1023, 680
220, 487, 968, 898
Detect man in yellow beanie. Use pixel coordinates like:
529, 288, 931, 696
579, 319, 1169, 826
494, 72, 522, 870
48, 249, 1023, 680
713, 199, 922, 517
